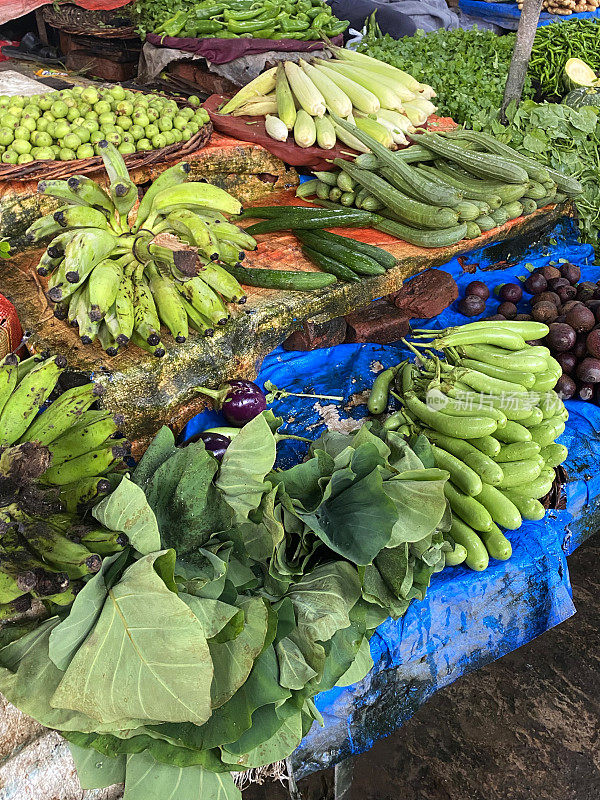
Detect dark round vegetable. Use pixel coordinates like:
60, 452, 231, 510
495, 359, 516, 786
577, 357, 600, 383
547, 277, 570, 292
182, 431, 231, 459
559, 263, 580, 284
523, 273, 546, 295
465, 280, 489, 300
555, 374, 576, 400
546, 322, 576, 352
561, 300, 583, 314
593, 287, 600, 300
576, 281, 596, 301
595, 305, 600, 324
222, 380, 267, 425
577, 382, 594, 402
565, 305, 595, 333
531, 301, 558, 324
498, 301, 517, 319
498, 282, 524, 302
587, 328, 600, 359
574, 337, 588, 359
556, 284, 577, 303
531, 291, 560, 308
514, 313, 532, 321
555, 351, 577, 374
458, 295, 486, 317
585, 299, 600, 313
540, 265, 561, 281
526, 339, 544, 346
484, 314, 506, 321
555, 315, 567, 324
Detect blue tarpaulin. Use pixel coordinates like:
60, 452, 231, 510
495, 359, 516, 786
457, 1, 599, 30
182, 218, 599, 776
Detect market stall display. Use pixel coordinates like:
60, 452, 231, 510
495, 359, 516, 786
518, 0, 598, 15
132, 0, 348, 39
30, 142, 256, 356
456, 1, 600, 32
0, 86, 210, 170
529, 18, 600, 96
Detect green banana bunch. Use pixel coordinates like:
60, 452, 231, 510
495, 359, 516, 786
32, 140, 256, 356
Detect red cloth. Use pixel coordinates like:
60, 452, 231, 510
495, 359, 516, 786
0, 0, 131, 26
146, 32, 344, 66
0, 293, 23, 358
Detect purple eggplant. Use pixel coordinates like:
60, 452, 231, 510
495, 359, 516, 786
181, 431, 231, 459
193, 380, 267, 427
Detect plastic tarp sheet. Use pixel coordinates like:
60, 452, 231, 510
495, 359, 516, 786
0, 0, 130, 27
458, 0, 599, 29
182, 217, 599, 776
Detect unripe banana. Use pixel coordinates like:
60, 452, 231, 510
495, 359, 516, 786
166, 209, 218, 259
114, 273, 135, 344
37, 249, 64, 277
25, 212, 64, 243
0, 566, 36, 603
150, 182, 242, 217
54, 205, 111, 232
67, 286, 84, 325
210, 219, 257, 251
79, 527, 128, 556
23, 523, 101, 576
176, 276, 230, 327
179, 296, 215, 337
129, 330, 166, 357
133, 278, 162, 345
20, 381, 100, 446
67, 175, 115, 216
40, 443, 127, 485
0, 354, 19, 417
77, 310, 100, 346
46, 230, 80, 259
58, 475, 113, 514
197, 261, 246, 304
215, 239, 245, 265
146, 262, 188, 343
15, 354, 45, 383
97, 321, 119, 356
0, 355, 67, 447
109, 178, 138, 222
133, 161, 191, 233
41, 583, 81, 606
0, 596, 32, 620
37, 179, 87, 207
87, 257, 123, 321
47, 230, 117, 302
97, 139, 129, 183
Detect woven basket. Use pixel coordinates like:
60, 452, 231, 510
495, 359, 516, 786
0, 123, 212, 183
42, 4, 137, 38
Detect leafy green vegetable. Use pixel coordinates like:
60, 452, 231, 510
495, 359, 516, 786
68, 742, 126, 790
93, 476, 160, 555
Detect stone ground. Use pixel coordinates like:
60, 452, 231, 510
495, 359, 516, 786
247, 532, 600, 800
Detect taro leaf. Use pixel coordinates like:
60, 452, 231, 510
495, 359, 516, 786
239, 486, 284, 563
276, 637, 317, 690
0, 618, 149, 733
52, 552, 213, 726
209, 595, 268, 709
220, 701, 303, 768
93, 477, 160, 556
123, 750, 241, 800
216, 413, 276, 522
48, 553, 121, 671
383, 475, 448, 547
274, 596, 296, 643
179, 595, 240, 640
146, 442, 231, 557
409, 433, 435, 469
175, 545, 230, 599
268, 450, 334, 512
386, 432, 425, 473
131, 426, 177, 491
287, 561, 361, 642
68, 742, 126, 790
336, 636, 374, 688
226, 557, 257, 591
309, 621, 362, 694
153, 645, 291, 752
362, 564, 411, 620
375, 544, 411, 598
309, 430, 354, 459
301, 468, 397, 565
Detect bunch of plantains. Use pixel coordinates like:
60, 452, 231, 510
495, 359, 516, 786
0, 352, 129, 619
29, 141, 257, 356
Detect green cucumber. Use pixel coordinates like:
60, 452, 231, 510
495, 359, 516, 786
223, 263, 337, 291
504, 473, 553, 499
495, 458, 542, 489
495, 421, 532, 443
300, 246, 359, 282
495, 441, 541, 462
475, 483, 522, 530
314, 230, 397, 269
519, 407, 544, 428
243, 207, 376, 233
449, 516, 489, 571
444, 541, 468, 566
529, 417, 565, 448
295, 230, 385, 276
468, 436, 501, 458
445, 482, 494, 532
503, 492, 545, 521
541, 443, 568, 468
432, 445, 483, 497
478, 522, 513, 560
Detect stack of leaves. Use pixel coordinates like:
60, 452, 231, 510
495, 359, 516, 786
473, 100, 600, 254
0, 412, 454, 799
358, 27, 534, 128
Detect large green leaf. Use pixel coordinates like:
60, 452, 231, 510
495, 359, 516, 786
336, 636, 374, 688
123, 751, 240, 800
287, 562, 361, 642
175, 545, 231, 599
220, 701, 303, 768
69, 742, 126, 790
52, 552, 213, 725
375, 544, 412, 598
180, 595, 240, 640
238, 487, 284, 563
48, 553, 122, 671
269, 450, 334, 512
132, 426, 177, 490
216, 413, 276, 521
383, 475, 448, 546
209, 596, 268, 708
301, 468, 397, 565
146, 443, 232, 556
93, 476, 160, 555
276, 637, 317, 690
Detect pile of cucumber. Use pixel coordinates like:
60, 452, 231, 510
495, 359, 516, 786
299, 119, 582, 247
371, 320, 569, 571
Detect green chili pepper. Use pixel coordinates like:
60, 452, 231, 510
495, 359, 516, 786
189, 19, 226, 34
323, 18, 348, 36
223, 6, 267, 20
296, 0, 313, 11
279, 16, 310, 31
155, 10, 187, 36
190, 4, 226, 20
227, 16, 275, 31
311, 11, 330, 28
305, 6, 323, 17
